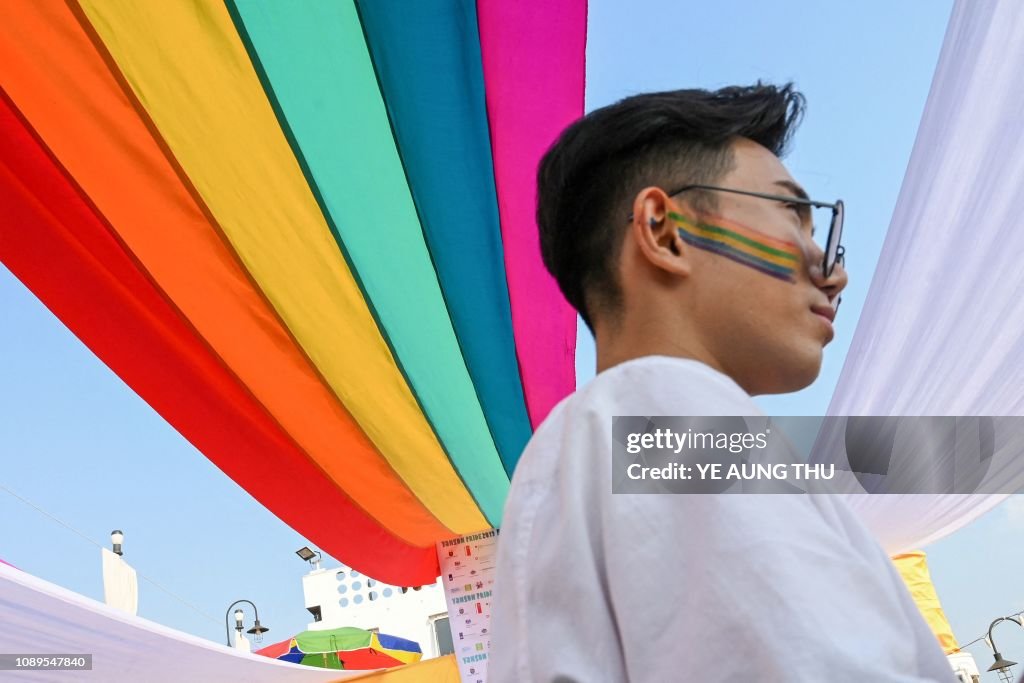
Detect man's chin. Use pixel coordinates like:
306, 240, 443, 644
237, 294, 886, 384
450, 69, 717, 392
748, 351, 822, 396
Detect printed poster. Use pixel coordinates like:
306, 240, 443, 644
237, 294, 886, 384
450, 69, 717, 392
437, 530, 498, 683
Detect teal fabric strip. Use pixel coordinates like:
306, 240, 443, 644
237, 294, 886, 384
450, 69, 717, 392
228, 0, 509, 523
354, 0, 532, 474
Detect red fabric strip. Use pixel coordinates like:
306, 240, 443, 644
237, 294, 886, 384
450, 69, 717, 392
0, 91, 439, 585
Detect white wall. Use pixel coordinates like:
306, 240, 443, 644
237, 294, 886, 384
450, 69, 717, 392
300, 565, 448, 658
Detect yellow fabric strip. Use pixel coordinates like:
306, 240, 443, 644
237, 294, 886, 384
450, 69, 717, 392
0, 0, 465, 548
892, 551, 959, 654
346, 655, 460, 682
73, 0, 486, 533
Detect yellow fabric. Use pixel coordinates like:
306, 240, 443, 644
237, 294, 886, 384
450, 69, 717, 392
892, 551, 959, 654
73, 0, 486, 533
341, 656, 460, 683
0, 0, 455, 549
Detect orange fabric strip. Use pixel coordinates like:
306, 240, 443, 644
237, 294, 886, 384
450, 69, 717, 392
0, 91, 439, 584
0, 0, 452, 546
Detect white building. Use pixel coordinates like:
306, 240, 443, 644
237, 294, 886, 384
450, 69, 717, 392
299, 562, 452, 659
947, 652, 980, 683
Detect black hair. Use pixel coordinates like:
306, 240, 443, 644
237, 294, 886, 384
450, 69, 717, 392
536, 83, 805, 330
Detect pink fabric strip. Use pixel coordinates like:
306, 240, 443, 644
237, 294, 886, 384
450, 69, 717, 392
477, 0, 586, 427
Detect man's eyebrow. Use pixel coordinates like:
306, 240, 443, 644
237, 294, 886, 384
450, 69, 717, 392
774, 180, 810, 201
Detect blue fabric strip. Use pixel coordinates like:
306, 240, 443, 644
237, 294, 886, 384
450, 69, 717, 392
355, 0, 533, 475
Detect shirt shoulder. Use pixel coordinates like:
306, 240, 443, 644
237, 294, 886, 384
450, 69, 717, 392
581, 358, 757, 411
576, 355, 758, 416
508, 356, 761, 510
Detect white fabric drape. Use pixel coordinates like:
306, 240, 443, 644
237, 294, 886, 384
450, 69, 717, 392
0, 563, 358, 682
100, 548, 138, 616
829, 0, 1024, 551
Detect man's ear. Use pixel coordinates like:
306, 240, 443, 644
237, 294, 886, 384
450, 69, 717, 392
629, 187, 691, 278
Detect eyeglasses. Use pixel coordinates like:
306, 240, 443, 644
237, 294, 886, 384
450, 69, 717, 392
630, 184, 846, 278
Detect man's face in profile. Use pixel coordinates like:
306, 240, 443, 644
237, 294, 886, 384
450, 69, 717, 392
673, 138, 847, 394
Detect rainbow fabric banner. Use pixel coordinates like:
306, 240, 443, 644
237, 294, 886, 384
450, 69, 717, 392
0, 0, 585, 585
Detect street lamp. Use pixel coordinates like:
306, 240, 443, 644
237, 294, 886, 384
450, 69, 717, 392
295, 546, 322, 570
247, 619, 269, 641
110, 530, 124, 556
986, 616, 1021, 682
225, 600, 269, 646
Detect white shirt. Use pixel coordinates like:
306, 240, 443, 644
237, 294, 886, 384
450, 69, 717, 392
490, 356, 956, 682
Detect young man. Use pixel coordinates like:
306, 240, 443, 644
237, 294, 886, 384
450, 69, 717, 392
490, 85, 955, 681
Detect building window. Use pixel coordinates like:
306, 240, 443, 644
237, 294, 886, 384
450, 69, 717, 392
430, 614, 454, 656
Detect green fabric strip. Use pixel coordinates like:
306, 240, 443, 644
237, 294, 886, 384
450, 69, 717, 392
228, 0, 509, 524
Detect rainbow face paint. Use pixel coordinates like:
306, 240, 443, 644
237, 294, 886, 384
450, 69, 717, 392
668, 210, 802, 283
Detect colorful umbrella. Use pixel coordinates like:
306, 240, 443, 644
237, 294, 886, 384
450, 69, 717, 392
256, 627, 422, 671
0, 0, 584, 585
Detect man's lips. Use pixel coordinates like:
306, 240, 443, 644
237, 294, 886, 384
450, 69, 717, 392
811, 304, 836, 324
811, 304, 835, 343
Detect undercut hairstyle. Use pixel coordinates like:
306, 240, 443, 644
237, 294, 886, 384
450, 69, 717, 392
536, 83, 806, 330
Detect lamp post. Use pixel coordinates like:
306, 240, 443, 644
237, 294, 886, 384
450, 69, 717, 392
110, 530, 124, 556
225, 600, 269, 647
986, 616, 1021, 682
295, 546, 322, 570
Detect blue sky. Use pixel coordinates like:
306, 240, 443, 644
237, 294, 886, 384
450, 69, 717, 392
2, 0, 1020, 677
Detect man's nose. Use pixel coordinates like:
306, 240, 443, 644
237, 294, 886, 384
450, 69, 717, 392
819, 262, 848, 305
804, 241, 847, 302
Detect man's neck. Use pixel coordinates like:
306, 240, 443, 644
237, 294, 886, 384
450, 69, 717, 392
593, 321, 728, 378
